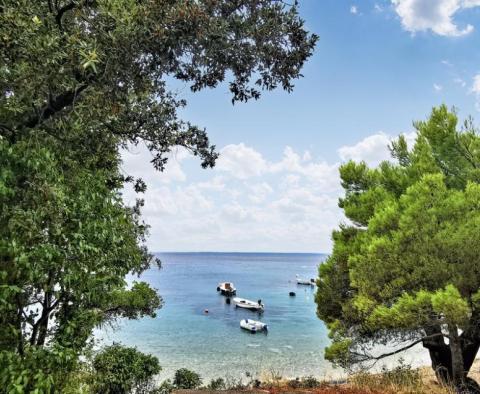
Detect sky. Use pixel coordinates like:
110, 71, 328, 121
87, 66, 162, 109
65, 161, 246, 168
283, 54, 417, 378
122, 0, 480, 253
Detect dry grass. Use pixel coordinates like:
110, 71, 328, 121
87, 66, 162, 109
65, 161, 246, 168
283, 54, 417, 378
348, 368, 453, 394
175, 359, 480, 394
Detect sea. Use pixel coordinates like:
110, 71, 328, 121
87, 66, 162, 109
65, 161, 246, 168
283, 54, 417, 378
95, 252, 427, 383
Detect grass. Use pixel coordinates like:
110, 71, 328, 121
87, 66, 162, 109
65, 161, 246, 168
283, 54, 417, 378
174, 362, 457, 394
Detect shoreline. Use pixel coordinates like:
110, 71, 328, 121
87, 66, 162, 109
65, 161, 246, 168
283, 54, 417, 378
162, 359, 480, 394
168, 363, 476, 394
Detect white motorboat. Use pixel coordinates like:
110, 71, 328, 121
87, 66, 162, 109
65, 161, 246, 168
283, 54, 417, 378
233, 297, 264, 311
296, 275, 315, 286
240, 319, 268, 333
217, 282, 236, 296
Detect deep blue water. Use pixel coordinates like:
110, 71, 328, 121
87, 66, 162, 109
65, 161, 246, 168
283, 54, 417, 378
96, 252, 338, 381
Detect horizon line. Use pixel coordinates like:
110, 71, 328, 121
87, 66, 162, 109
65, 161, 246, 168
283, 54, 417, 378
153, 251, 329, 255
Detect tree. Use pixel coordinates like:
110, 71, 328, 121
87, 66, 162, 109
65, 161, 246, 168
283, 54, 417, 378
316, 106, 480, 393
0, 138, 162, 391
1, 0, 317, 391
1, 0, 317, 170
92, 344, 161, 394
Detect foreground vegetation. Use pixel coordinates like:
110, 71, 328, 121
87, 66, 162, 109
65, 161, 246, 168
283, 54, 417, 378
66, 347, 458, 394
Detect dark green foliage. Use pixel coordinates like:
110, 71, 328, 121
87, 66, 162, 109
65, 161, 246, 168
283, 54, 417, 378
287, 376, 321, 389
1, 0, 317, 170
92, 344, 160, 394
0, 1, 316, 391
207, 377, 226, 390
316, 106, 480, 391
173, 368, 202, 389
155, 379, 175, 394
0, 137, 162, 392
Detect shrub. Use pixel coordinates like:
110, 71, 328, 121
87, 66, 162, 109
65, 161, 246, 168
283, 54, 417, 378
207, 377, 226, 390
173, 368, 202, 389
379, 360, 421, 387
287, 377, 302, 389
92, 344, 160, 394
351, 360, 425, 394
301, 375, 321, 388
153, 379, 175, 394
287, 376, 321, 389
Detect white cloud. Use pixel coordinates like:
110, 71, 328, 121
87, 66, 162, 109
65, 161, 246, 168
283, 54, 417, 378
374, 3, 384, 12
248, 182, 274, 204
471, 74, 480, 94
350, 5, 358, 14
392, 0, 479, 36
471, 74, 480, 111
433, 83, 443, 91
122, 132, 416, 253
338, 132, 416, 167
454, 77, 467, 87
338, 132, 392, 166
464, 0, 480, 7
216, 143, 267, 179
122, 145, 189, 185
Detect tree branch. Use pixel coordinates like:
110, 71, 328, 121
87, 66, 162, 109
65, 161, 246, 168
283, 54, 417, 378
55, 0, 96, 30
352, 333, 446, 363
55, 1, 76, 29
21, 83, 88, 130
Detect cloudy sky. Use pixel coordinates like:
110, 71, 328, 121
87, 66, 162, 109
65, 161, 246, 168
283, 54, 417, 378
122, 0, 480, 253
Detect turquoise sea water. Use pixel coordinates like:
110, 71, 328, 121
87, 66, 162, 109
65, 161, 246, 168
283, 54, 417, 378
97, 252, 339, 381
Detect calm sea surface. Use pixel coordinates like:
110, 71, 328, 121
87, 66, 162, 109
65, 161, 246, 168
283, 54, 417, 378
97, 252, 338, 381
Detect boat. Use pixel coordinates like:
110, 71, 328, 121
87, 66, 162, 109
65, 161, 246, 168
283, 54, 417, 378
217, 282, 236, 296
296, 275, 315, 286
232, 297, 264, 311
240, 319, 268, 333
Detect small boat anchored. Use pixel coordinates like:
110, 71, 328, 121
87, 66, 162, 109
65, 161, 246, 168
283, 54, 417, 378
240, 319, 268, 333
217, 282, 236, 296
233, 297, 264, 311
296, 275, 315, 286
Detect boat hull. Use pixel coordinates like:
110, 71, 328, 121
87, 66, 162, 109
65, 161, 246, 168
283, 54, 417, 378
220, 289, 236, 296
217, 282, 237, 296
296, 275, 315, 286
296, 280, 314, 286
240, 319, 267, 333
233, 297, 264, 311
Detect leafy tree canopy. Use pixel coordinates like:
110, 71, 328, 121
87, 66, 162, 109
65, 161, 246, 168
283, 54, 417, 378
1, 0, 317, 170
0, 1, 317, 392
0, 137, 162, 391
316, 106, 480, 392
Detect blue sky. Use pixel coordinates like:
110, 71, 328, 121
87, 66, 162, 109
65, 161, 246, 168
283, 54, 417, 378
123, 0, 480, 253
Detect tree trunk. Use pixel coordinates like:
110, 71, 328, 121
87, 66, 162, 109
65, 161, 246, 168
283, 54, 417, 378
449, 324, 466, 389
423, 325, 452, 384
36, 290, 52, 346
423, 325, 480, 393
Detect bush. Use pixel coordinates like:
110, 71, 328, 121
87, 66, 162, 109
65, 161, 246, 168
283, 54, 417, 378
301, 375, 321, 388
173, 368, 202, 389
153, 379, 175, 394
92, 344, 161, 394
379, 360, 421, 388
287, 376, 321, 389
287, 377, 302, 389
351, 360, 423, 393
207, 377, 226, 390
